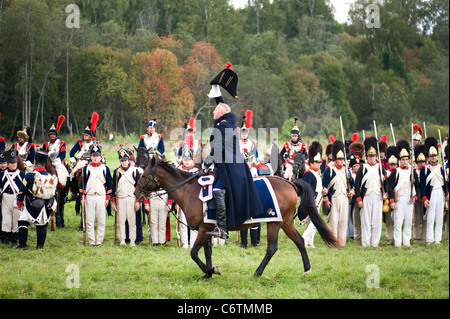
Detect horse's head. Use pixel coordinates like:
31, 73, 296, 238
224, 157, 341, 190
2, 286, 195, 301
134, 146, 150, 170
292, 152, 306, 179
134, 154, 163, 200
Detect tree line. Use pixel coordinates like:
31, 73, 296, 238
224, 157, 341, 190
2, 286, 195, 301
0, 0, 448, 143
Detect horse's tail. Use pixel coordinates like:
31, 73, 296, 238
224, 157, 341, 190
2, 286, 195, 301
292, 179, 340, 248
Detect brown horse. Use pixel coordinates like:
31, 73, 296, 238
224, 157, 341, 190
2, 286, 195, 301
135, 155, 339, 279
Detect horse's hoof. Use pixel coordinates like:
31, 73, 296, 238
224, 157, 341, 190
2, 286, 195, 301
213, 266, 221, 275
202, 273, 212, 280
303, 269, 311, 276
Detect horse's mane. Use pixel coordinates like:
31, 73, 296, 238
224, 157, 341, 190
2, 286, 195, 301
159, 161, 197, 180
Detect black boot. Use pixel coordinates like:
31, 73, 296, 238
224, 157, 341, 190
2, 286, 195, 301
206, 189, 229, 240
250, 225, 259, 247
3, 232, 11, 245
17, 222, 29, 250
10, 232, 19, 247
36, 225, 47, 249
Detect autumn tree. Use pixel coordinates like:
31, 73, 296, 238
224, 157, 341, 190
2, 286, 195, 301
131, 48, 194, 134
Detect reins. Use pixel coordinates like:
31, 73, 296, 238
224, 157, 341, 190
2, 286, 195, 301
137, 162, 206, 231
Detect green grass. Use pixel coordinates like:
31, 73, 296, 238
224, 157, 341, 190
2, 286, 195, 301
0, 149, 448, 299
1, 205, 448, 299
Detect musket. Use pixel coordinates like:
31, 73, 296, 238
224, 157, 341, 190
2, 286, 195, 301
81, 171, 87, 246
176, 206, 181, 248
438, 130, 449, 208
373, 121, 385, 195
390, 123, 396, 145
147, 199, 152, 246
340, 116, 350, 193
423, 121, 427, 139
113, 169, 119, 245
114, 207, 118, 245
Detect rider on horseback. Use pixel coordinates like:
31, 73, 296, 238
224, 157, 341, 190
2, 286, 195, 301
204, 63, 264, 240
138, 118, 165, 157
280, 118, 307, 181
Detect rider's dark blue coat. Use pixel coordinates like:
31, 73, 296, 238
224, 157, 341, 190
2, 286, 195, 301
210, 112, 264, 227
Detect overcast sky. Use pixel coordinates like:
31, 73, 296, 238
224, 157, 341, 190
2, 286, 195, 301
230, 0, 354, 24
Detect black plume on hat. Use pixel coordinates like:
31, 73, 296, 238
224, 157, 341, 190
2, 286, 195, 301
364, 136, 378, 156
4, 148, 17, 164
308, 141, 323, 163
396, 140, 410, 158
331, 140, 345, 161
414, 144, 426, 163
425, 137, 438, 157
385, 146, 398, 165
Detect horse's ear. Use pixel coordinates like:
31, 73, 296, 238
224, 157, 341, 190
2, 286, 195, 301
133, 145, 138, 151
150, 155, 156, 167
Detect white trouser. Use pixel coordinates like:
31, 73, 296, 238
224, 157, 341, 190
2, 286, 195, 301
413, 200, 426, 240
352, 204, 362, 242
1, 194, 20, 233
361, 192, 383, 247
393, 194, 414, 247
284, 164, 293, 180
303, 219, 316, 246
426, 188, 445, 243
328, 194, 349, 246
178, 208, 198, 248
117, 196, 136, 245
150, 197, 167, 244
85, 194, 106, 245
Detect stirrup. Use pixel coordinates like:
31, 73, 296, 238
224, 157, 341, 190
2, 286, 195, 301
206, 226, 229, 239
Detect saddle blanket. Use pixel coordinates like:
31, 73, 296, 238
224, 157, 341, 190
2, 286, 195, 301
203, 176, 282, 225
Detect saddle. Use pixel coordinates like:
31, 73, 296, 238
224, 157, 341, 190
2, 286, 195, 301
198, 175, 283, 225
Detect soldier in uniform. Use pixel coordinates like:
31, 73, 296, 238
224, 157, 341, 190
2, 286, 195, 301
69, 113, 98, 176
111, 147, 141, 246
0, 138, 6, 243
355, 137, 388, 248
16, 151, 57, 249
412, 143, 427, 241
280, 118, 307, 181
176, 149, 199, 248
348, 154, 363, 243
420, 137, 447, 244
42, 116, 69, 227
379, 135, 389, 171
388, 140, 419, 247
79, 144, 112, 246
138, 118, 165, 156
320, 135, 336, 173
384, 145, 399, 245
177, 119, 201, 164
69, 113, 98, 216
322, 140, 354, 246
240, 110, 259, 162
300, 141, 323, 248
11, 126, 35, 173
1, 149, 25, 246
412, 124, 423, 148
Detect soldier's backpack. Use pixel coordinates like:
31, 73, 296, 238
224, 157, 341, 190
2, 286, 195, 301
32, 171, 58, 199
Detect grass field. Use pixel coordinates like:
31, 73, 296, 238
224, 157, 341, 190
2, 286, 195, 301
0, 149, 448, 299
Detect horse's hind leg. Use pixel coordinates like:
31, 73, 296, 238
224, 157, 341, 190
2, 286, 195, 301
281, 221, 311, 274
191, 231, 216, 279
254, 223, 281, 277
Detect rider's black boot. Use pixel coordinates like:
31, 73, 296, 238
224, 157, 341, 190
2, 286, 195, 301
206, 189, 229, 240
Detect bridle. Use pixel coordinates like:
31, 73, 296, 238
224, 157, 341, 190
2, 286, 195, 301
136, 162, 203, 200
